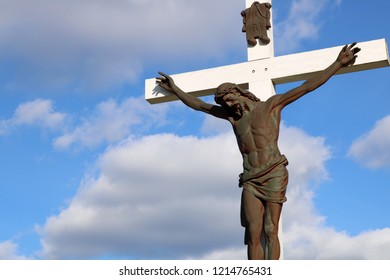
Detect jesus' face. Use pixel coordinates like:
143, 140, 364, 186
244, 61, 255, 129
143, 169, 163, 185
221, 90, 246, 117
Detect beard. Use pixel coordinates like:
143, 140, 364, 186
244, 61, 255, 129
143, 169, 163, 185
230, 103, 244, 118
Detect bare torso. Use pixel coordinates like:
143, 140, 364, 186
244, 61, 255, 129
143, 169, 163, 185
229, 100, 282, 174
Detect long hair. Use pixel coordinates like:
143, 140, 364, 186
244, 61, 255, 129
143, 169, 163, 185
214, 83, 260, 105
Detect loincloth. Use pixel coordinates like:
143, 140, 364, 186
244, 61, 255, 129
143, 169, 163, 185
239, 155, 289, 204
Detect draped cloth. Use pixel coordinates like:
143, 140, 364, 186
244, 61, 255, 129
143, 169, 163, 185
239, 154, 288, 204
241, 2, 272, 46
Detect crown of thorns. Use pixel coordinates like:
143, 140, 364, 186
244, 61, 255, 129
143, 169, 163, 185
214, 83, 259, 104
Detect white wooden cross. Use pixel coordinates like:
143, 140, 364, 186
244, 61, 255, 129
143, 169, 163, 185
146, 1, 389, 104
145, 0, 389, 258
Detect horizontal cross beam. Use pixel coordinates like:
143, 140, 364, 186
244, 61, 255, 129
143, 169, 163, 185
145, 39, 389, 104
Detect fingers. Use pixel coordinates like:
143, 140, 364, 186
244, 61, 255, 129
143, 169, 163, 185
158, 71, 167, 77
156, 72, 168, 84
156, 71, 166, 80
156, 71, 173, 90
156, 71, 173, 82
353, 47, 361, 54
348, 42, 357, 49
347, 42, 360, 55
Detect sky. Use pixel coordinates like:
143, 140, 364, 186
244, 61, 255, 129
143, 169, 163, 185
0, 0, 389, 260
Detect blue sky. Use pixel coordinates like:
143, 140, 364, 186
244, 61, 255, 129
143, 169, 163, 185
0, 0, 389, 260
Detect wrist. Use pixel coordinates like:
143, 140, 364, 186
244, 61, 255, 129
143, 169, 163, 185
334, 60, 344, 68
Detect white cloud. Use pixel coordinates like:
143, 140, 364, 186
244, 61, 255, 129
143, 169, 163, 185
284, 226, 390, 259
0, 0, 243, 92
0, 99, 66, 135
279, 124, 330, 229
348, 115, 390, 169
11, 99, 66, 129
275, 0, 332, 53
0, 240, 26, 260
53, 97, 168, 150
197, 226, 390, 260
197, 247, 246, 260
0, 96, 168, 149
40, 132, 243, 259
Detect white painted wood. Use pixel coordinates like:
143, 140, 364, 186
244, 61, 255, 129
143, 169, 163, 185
146, 39, 389, 104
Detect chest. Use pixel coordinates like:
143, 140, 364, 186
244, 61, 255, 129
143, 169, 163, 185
232, 103, 280, 132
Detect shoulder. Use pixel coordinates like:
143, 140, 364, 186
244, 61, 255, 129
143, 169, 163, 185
254, 96, 280, 110
263, 94, 285, 111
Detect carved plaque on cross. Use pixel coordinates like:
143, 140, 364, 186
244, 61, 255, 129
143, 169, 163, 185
241, 1, 272, 46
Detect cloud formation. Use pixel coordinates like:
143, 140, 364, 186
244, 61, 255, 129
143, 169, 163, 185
0, 96, 168, 150
12, 99, 66, 129
53, 97, 168, 150
348, 115, 390, 169
0, 99, 66, 135
274, 0, 339, 53
41, 132, 243, 259
0, 241, 26, 260
0, 0, 243, 92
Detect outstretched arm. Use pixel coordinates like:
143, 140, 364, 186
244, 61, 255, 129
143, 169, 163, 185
156, 72, 228, 119
273, 43, 361, 108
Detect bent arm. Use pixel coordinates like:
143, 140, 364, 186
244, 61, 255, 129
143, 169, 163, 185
156, 72, 228, 119
272, 43, 360, 108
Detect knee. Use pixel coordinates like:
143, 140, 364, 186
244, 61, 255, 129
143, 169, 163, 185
264, 222, 279, 239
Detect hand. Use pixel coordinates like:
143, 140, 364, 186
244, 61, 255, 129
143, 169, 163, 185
156, 71, 176, 93
337, 43, 361, 67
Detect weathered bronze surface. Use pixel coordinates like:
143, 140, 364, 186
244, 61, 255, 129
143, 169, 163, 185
241, 1, 272, 46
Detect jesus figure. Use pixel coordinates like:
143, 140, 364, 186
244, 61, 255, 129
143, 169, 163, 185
156, 43, 360, 260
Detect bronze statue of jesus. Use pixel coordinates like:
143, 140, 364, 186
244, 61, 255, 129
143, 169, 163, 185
156, 43, 360, 260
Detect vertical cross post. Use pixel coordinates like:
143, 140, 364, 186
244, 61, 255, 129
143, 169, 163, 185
245, 0, 276, 100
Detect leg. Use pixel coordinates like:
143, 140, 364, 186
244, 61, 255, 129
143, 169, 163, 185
262, 164, 288, 259
264, 202, 282, 260
241, 189, 265, 260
